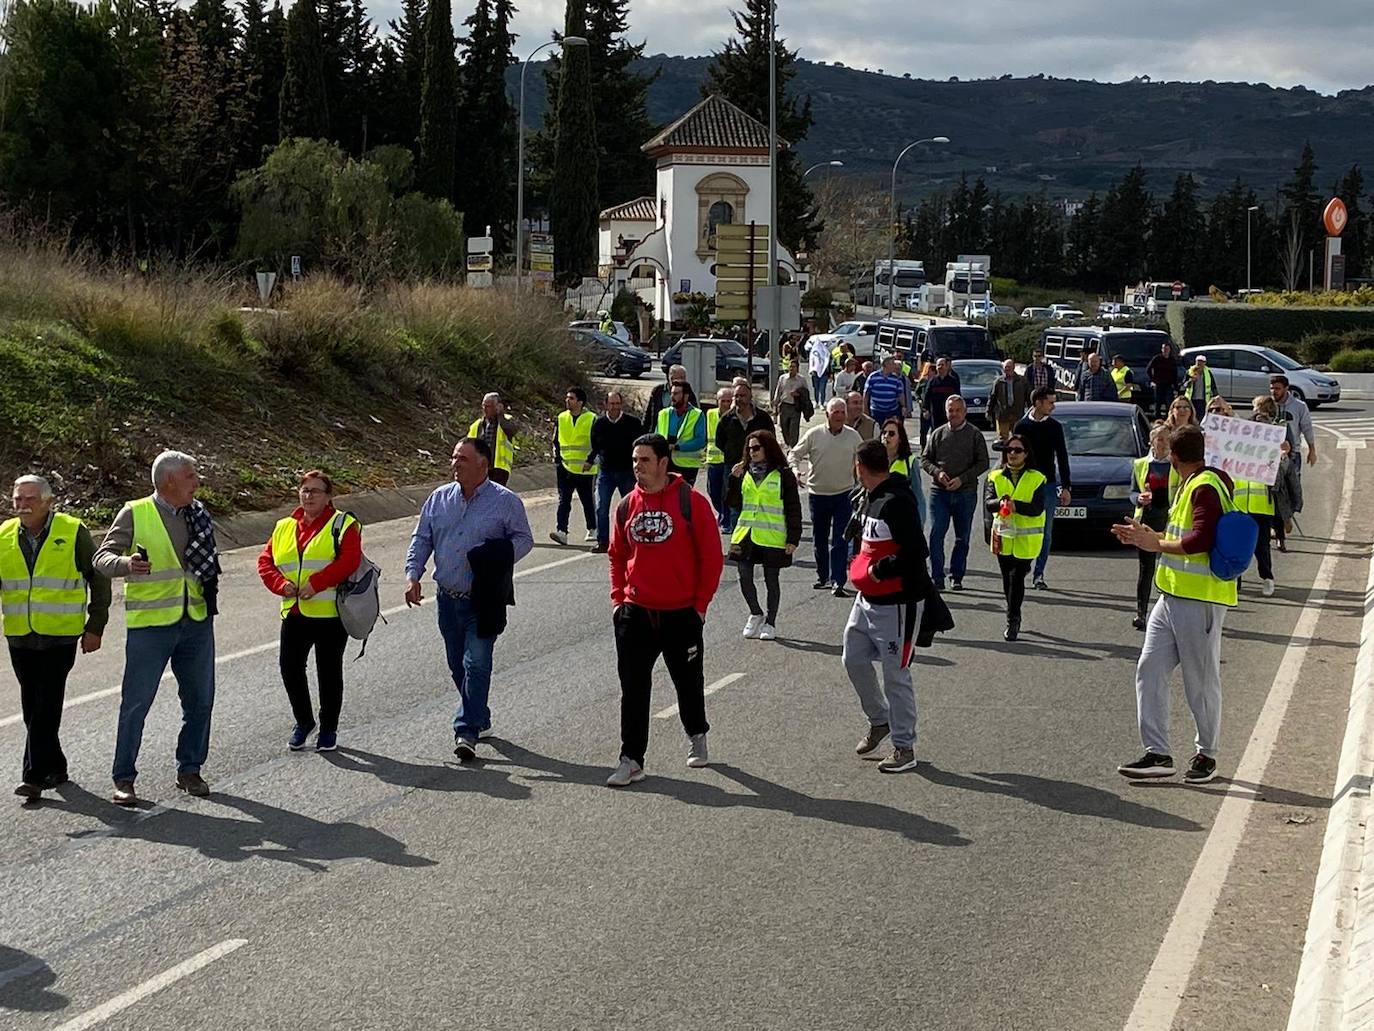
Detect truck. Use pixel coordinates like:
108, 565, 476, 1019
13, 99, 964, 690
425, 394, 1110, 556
945, 260, 989, 316
873, 259, 926, 310
906, 283, 947, 314
1124, 280, 1191, 317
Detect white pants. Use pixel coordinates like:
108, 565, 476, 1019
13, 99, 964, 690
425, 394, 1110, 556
1135, 593, 1225, 758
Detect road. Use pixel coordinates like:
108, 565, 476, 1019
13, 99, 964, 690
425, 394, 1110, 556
1, 403, 1371, 1030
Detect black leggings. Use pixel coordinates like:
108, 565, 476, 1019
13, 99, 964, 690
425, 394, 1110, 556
1251, 514, 1274, 580
1136, 550, 1159, 615
738, 562, 781, 624
279, 610, 348, 733
997, 555, 1031, 622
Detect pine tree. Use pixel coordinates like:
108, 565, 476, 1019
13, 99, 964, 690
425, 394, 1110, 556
1150, 173, 1206, 288
372, 0, 425, 150
549, 0, 599, 284
1095, 166, 1152, 290
240, 0, 287, 160
1337, 165, 1366, 281
702, 0, 819, 252
454, 0, 516, 249
416, 0, 458, 200
1066, 194, 1101, 287
1280, 141, 1321, 261
279, 0, 330, 140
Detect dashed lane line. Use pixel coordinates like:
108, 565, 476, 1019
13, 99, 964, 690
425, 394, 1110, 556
654, 673, 745, 719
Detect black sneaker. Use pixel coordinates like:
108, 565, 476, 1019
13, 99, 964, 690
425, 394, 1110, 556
454, 738, 477, 763
1184, 753, 1217, 784
933, 579, 946, 592
813, 579, 829, 590
950, 579, 963, 592
1033, 578, 1048, 591
831, 583, 848, 598
1131, 613, 1147, 631
1117, 752, 1175, 779
1003, 619, 1019, 642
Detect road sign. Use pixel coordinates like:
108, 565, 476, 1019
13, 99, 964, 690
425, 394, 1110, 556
255, 271, 277, 305
467, 272, 494, 289
467, 235, 493, 255
1172, 280, 1184, 298
715, 223, 769, 321
290, 255, 301, 280
1324, 198, 1349, 237
466, 253, 493, 272
755, 285, 802, 332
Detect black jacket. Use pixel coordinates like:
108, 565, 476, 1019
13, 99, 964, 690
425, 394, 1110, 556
467, 538, 515, 639
715, 407, 776, 468
591, 413, 643, 472
857, 474, 934, 605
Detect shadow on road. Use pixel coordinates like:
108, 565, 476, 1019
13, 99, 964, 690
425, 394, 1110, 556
916, 764, 1203, 831
491, 741, 970, 847
56, 783, 435, 872
325, 747, 533, 801
0, 945, 67, 1013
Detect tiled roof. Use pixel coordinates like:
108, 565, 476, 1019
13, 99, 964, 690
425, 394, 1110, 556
599, 197, 657, 222
641, 94, 785, 154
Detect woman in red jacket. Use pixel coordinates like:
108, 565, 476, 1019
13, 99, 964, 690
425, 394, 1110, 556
256, 471, 362, 752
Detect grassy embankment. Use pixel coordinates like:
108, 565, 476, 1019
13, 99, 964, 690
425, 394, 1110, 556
0, 233, 581, 521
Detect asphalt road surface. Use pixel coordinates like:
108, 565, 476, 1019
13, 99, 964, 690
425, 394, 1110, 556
2, 402, 1372, 1031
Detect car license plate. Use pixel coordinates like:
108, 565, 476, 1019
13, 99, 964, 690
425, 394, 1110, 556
1059, 506, 1088, 519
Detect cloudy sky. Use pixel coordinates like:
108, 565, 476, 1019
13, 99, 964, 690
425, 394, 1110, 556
413, 0, 1374, 95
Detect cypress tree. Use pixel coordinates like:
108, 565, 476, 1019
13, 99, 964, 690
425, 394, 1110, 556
549, 0, 599, 284
455, 0, 516, 249
416, 0, 457, 200
279, 0, 330, 140
702, 0, 819, 252
1337, 165, 1366, 280
1280, 141, 1321, 256
372, 0, 425, 150
241, 0, 287, 157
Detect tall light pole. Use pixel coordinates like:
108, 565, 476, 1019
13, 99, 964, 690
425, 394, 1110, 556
803, 160, 844, 179
887, 136, 949, 317
1246, 204, 1260, 295
515, 35, 588, 293
766, 0, 779, 395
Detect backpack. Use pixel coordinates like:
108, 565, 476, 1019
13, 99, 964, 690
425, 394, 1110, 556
615, 480, 694, 541
331, 512, 386, 656
1205, 476, 1257, 581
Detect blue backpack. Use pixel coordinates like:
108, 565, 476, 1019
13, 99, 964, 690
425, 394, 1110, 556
1208, 476, 1258, 581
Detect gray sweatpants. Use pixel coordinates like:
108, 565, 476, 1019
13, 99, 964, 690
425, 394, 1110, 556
1135, 593, 1225, 758
843, 595, 923, 749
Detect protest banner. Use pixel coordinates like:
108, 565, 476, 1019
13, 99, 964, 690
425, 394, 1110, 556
1201, 413, 1285, 487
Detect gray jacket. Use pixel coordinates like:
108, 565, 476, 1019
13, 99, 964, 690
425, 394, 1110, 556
1279, 394, 1313, 450
921, 420, 990, 493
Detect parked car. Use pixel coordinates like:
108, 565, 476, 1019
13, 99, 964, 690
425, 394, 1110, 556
876, 320, 1000, 364
1048, 303, 1080, 317
1053, 308, 1086, 322
950, 359, 1003, 428
1040, 325, 1174, 408
1180, 344, 1340, 409
570, 329, 651, 378
1021, 306, 1053, 320
568, 318, 632, 344
983, 401, 1150, 545
990, 305, 1017, 317
805, 320, 880, 360
1096, 302, 1141, 322
962, 299, 995, 321
660, 338, 770, 384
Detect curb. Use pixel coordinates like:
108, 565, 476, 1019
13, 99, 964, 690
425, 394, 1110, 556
210, 465, 559, 549
1288, 541, 1374, 1029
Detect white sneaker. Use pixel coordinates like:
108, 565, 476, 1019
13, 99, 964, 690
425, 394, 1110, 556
687, 733, 709, 768
1262, 578, 1275, 597
549, 530, 568, 546
584, 530, 597, 542
742, 614, 764, 639
758, 623, 776, 640
606, 757, 644, 787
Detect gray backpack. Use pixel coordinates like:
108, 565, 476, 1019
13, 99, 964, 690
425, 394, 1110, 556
332, 512, 384, 656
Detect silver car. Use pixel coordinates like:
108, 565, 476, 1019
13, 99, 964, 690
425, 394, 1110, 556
1180, 344, 1340, 409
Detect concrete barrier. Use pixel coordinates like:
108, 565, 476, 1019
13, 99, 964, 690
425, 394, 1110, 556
1331, 373, 1374, 401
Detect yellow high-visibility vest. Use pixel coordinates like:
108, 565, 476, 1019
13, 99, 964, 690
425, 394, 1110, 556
705, 407, 724, 465
557, 410, 598, 474
988, 468, 1048, 560
656, 405, 704, 469
270, 511, 357, 619
1111, 366, 1133, 400
731, 470, 787, 548
124, 497, 206, 627
0, 513, 87, 637
1232, 479, 1275, 517
1155, 470, 1237, 606
468, 418, 516, 472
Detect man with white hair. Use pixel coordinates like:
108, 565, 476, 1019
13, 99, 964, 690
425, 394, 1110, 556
468, 391, 519, 487
95, 450, 220, 805
2, 475, 110, 800
789, 397, 862, 596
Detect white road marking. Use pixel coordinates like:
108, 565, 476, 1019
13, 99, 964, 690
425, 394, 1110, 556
655, 673, 745, 719
1123, 443, 1358, 1030
1, 552, 601, 731
53, 938, 247, 1031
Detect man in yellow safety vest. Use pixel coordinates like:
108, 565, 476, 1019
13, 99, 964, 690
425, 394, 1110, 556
95, 450, 220, 805
468, 392, 518, 487
655, 381, 706, 487
1, 475, 110, 800
1109, 354, 1136, 403
1112, 424, 1235, 785
550, 386, 598, 546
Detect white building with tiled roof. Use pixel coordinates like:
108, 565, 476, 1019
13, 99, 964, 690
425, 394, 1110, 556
615, 94, 802, 327
598, 197, 657, 273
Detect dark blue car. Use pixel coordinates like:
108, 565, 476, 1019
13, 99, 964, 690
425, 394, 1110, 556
984, 400, 1150, 544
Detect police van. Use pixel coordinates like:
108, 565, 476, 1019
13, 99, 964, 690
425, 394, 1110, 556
1040, 325, 1174, 406
876, 320, 999, 364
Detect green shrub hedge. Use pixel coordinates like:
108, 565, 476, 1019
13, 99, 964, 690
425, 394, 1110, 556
1166, 302, 1374, 348
1329, 349, 1374, 373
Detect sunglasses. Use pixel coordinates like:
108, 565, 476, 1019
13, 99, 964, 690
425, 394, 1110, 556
746, 444, 763, 452
881, 431, 898, 440
1004, 447, 1026, 455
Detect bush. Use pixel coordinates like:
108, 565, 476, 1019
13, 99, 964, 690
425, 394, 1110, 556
1329, 349, 1374, 373
997, 322, 1053, 362
1247, 288, 1374, 308
1165, 302, 1374, 348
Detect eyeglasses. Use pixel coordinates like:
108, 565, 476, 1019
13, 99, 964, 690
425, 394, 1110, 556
746, 444, 763, 452
1004, 447, 1026, 455
299, 487, 327, 496
881, 431, 898, 440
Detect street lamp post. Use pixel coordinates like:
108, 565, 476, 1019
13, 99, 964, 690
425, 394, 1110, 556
766, 0, 778, 395
887, 136, 949, 317
803, 160, 844, 179
515, 35, 588, 293
1246, 204, 1260, 295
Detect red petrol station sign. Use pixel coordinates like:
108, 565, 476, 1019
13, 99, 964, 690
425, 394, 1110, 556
1324, 198, 1348, 237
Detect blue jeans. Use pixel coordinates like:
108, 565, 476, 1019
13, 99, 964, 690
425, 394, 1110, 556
1034, 482, 1057, 580
928, 489, 976, 585
596, 468, 636, 545
812, 372, 829, 404
437, 593, 496, 741
113, 616, 216, 782
556, 465, 596, 534
705, 463, 737, 530
909, 465, 928, 529
810, 491, 852, 586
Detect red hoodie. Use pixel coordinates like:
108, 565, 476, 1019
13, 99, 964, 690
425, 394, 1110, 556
609, 474, 723, 615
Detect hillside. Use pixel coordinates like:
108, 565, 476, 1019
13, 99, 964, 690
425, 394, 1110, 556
513, 57, 1374, 201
